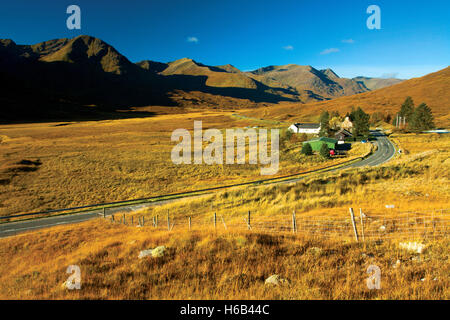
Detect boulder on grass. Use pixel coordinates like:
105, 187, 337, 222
138, 246, 166, 259
265, 274, 289, 286
399, 242, 426, 254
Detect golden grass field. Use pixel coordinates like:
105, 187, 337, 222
0, 133, 448, 299
0, 110, 370, 217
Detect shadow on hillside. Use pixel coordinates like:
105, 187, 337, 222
0, 56, 298, 123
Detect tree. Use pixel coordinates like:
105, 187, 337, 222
301, 143, 313, 155
394, 96, 415, 128
319, 142, 330, 158
329, 116, 342, 130
399, 96, 415, 121
385, 113, 392, 124
350, 107, 370, 137
319, 111, 330, 137
409, 103, 435, 133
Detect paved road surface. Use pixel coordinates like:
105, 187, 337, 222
0, 131, 395, 238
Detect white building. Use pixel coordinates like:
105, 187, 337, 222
288, 123, 321, 135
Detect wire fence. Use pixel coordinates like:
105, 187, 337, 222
105, 208, 450, 242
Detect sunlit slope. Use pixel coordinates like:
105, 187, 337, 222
245, 67, 450, 127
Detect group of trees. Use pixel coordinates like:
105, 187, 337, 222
393, 97, 435, 132
318, 107, 371, 139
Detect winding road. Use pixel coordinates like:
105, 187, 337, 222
0, 131, 395, 238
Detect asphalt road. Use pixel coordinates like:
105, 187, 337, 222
0, 131, 395, 238
343, 130, 396, 169
277, 130, 395, 185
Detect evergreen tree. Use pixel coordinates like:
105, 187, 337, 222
385, 114, 392, 124
409, 103, 435, 133
301, 142, 313, 155
399, 96, 415, 121
319, 111, 330, 137
350, 107, 370, 137
319, 142, 330, 158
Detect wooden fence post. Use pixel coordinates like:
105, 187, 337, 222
359, 208, 365, 242
214, 213, 217, 230
292, 210, 297, 233
123, 214, 126, 225
103, 207, 106, 218
248, 211, 251, 230
131, 216, 134, 225
111, 214, 114, 222
349, 208, 359, 242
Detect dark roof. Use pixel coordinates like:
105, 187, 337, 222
293, 123, 320, 129
335, 129, 352, 137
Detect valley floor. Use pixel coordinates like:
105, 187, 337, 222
0, 132, 448, 299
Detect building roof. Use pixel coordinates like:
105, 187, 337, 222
292, 123, 320, 129
303, 137, 338, 144
335, 129, 353, 137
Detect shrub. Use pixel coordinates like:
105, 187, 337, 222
302, 143, 313, 156
319, 143, 330, 158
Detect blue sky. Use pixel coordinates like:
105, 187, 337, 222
0, 0, 449, 79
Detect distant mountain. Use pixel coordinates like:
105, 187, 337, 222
353, 76, 404, 90
260, 67, 450, 127
247, 65, 368, 100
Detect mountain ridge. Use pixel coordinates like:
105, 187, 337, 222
0, 35, 429, 122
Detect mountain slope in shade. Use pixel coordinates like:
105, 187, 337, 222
0, 36, 300, 121
136, 60, 168, 73
245, 67, 450, 127
247, 65, 368, 99
353, 76, 404, 90
0, 35, 172, 121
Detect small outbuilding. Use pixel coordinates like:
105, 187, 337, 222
335, 129, 353, 142
302, 137, 337, 151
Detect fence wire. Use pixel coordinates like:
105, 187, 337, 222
107, 209, 450, 242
